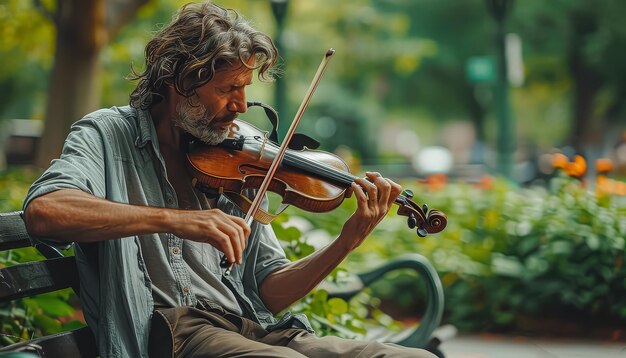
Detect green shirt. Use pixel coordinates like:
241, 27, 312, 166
24, 106, 312, 358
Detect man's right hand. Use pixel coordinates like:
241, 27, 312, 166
169, 209, 250, 265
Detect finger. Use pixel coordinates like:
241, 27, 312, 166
230, 216, 251, 264
351, 181, 368, 209
231, 215, 252, 238
361, 173, 380, 206
221, 217, 248, 264
345, 184, 354, 198
386, 178, 403, 207
213, 230, 236, 264
371, 174, 391, 208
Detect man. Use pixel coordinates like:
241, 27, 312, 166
23, 2, 436, 357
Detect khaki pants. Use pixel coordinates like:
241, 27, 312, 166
148, 306, 436, 358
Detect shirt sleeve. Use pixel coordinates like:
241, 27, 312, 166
22, 116, 107, 246
253, 222, 290, 285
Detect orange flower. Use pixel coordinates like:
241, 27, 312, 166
596, 158, 614, 175
564, 155, 586, 178
552, 153, 568, 169
477, 175, 494, 190
425, 173, 447, 191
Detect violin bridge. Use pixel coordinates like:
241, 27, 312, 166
258, 136, 268, 162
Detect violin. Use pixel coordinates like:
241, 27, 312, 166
186, 119, 447, 237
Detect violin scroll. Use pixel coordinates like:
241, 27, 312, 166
396, 189, 447, 237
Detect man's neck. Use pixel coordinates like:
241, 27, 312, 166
151, 98, 182, 153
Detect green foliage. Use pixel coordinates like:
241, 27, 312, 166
0, 247, 86, 347
270, 211, 403, 339
3, 0, 625, 164
0, 1, 54, 119
288, 174, 626, 333
0, 167, 85, 348
0, 167, 41, 212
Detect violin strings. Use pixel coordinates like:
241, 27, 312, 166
241, 138, 355, 185
283, 152, 355, 185
239, 138, 407, 204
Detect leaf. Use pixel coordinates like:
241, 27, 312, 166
310, 313, 358, 339
327, 298, 348, 315
491, 254, 524, 278
25, 296, 75, 317
274, 225, 301, 243
33, 315, 62, 334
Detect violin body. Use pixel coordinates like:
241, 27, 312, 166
186, 119, 447, 236
187, 120, 352, 213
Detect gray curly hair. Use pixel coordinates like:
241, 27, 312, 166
129, 2, 278, 109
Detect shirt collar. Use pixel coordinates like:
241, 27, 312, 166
135, 107, 155, 149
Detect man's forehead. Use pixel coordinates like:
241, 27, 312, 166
214, 64, 254, 83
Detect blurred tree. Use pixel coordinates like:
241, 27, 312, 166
0, 1, 54, 119
33, 0, 149, 168
512, 0, 626, 151
3, 0, 624, 171
382, 0, 492, 142
273, 1, 438, 163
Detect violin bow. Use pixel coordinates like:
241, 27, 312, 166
223, 48, 336, 276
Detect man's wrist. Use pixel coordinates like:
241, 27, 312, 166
335, 231, 360, 253
152, 207, 178, 235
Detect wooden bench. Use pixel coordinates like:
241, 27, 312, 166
0, 211, 448, 357
0, 211, 97, 357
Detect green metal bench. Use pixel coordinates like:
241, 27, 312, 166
0, 211, 449, 357
322, 254, 448, 357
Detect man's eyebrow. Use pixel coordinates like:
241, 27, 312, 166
232, 80, 253, 88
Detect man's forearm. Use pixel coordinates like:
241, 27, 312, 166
24, 189, 174, 243
259, 233, 356, 315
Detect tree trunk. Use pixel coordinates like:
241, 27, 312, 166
35, 0, 106, 168
35, 35, 102, 167
566, 8, 603, 153
34, 0, 148, 168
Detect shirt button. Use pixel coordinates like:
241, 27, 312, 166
166, 197, 174, 205
171, 247, 180, 255
182, 287, 190, 295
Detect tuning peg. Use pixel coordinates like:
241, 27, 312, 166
407, 212, 417, 229
417, 225, 428, 237
401, 189, 414, 200
422, 203, 428, 214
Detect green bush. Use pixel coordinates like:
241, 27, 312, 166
289, 174, 626, 333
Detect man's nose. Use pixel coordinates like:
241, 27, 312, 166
228, 90, 247, 113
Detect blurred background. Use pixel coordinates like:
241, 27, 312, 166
1, 0, 625, 356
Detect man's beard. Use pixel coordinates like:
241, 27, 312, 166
174, 98, 230, 145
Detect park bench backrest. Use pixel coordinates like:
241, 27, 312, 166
0, 211, 97, 357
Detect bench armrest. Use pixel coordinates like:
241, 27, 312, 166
323, 254, 444, 348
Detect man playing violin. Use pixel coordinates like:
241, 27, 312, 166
23, 2, 436, 357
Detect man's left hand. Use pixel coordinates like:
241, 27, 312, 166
338, 172, 402, 251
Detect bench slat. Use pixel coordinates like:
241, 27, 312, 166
0, 257, 79, 301
0, 326, 97, 358
0, 211, 31, 251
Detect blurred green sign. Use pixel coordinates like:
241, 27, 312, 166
466, 56, 496, 84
